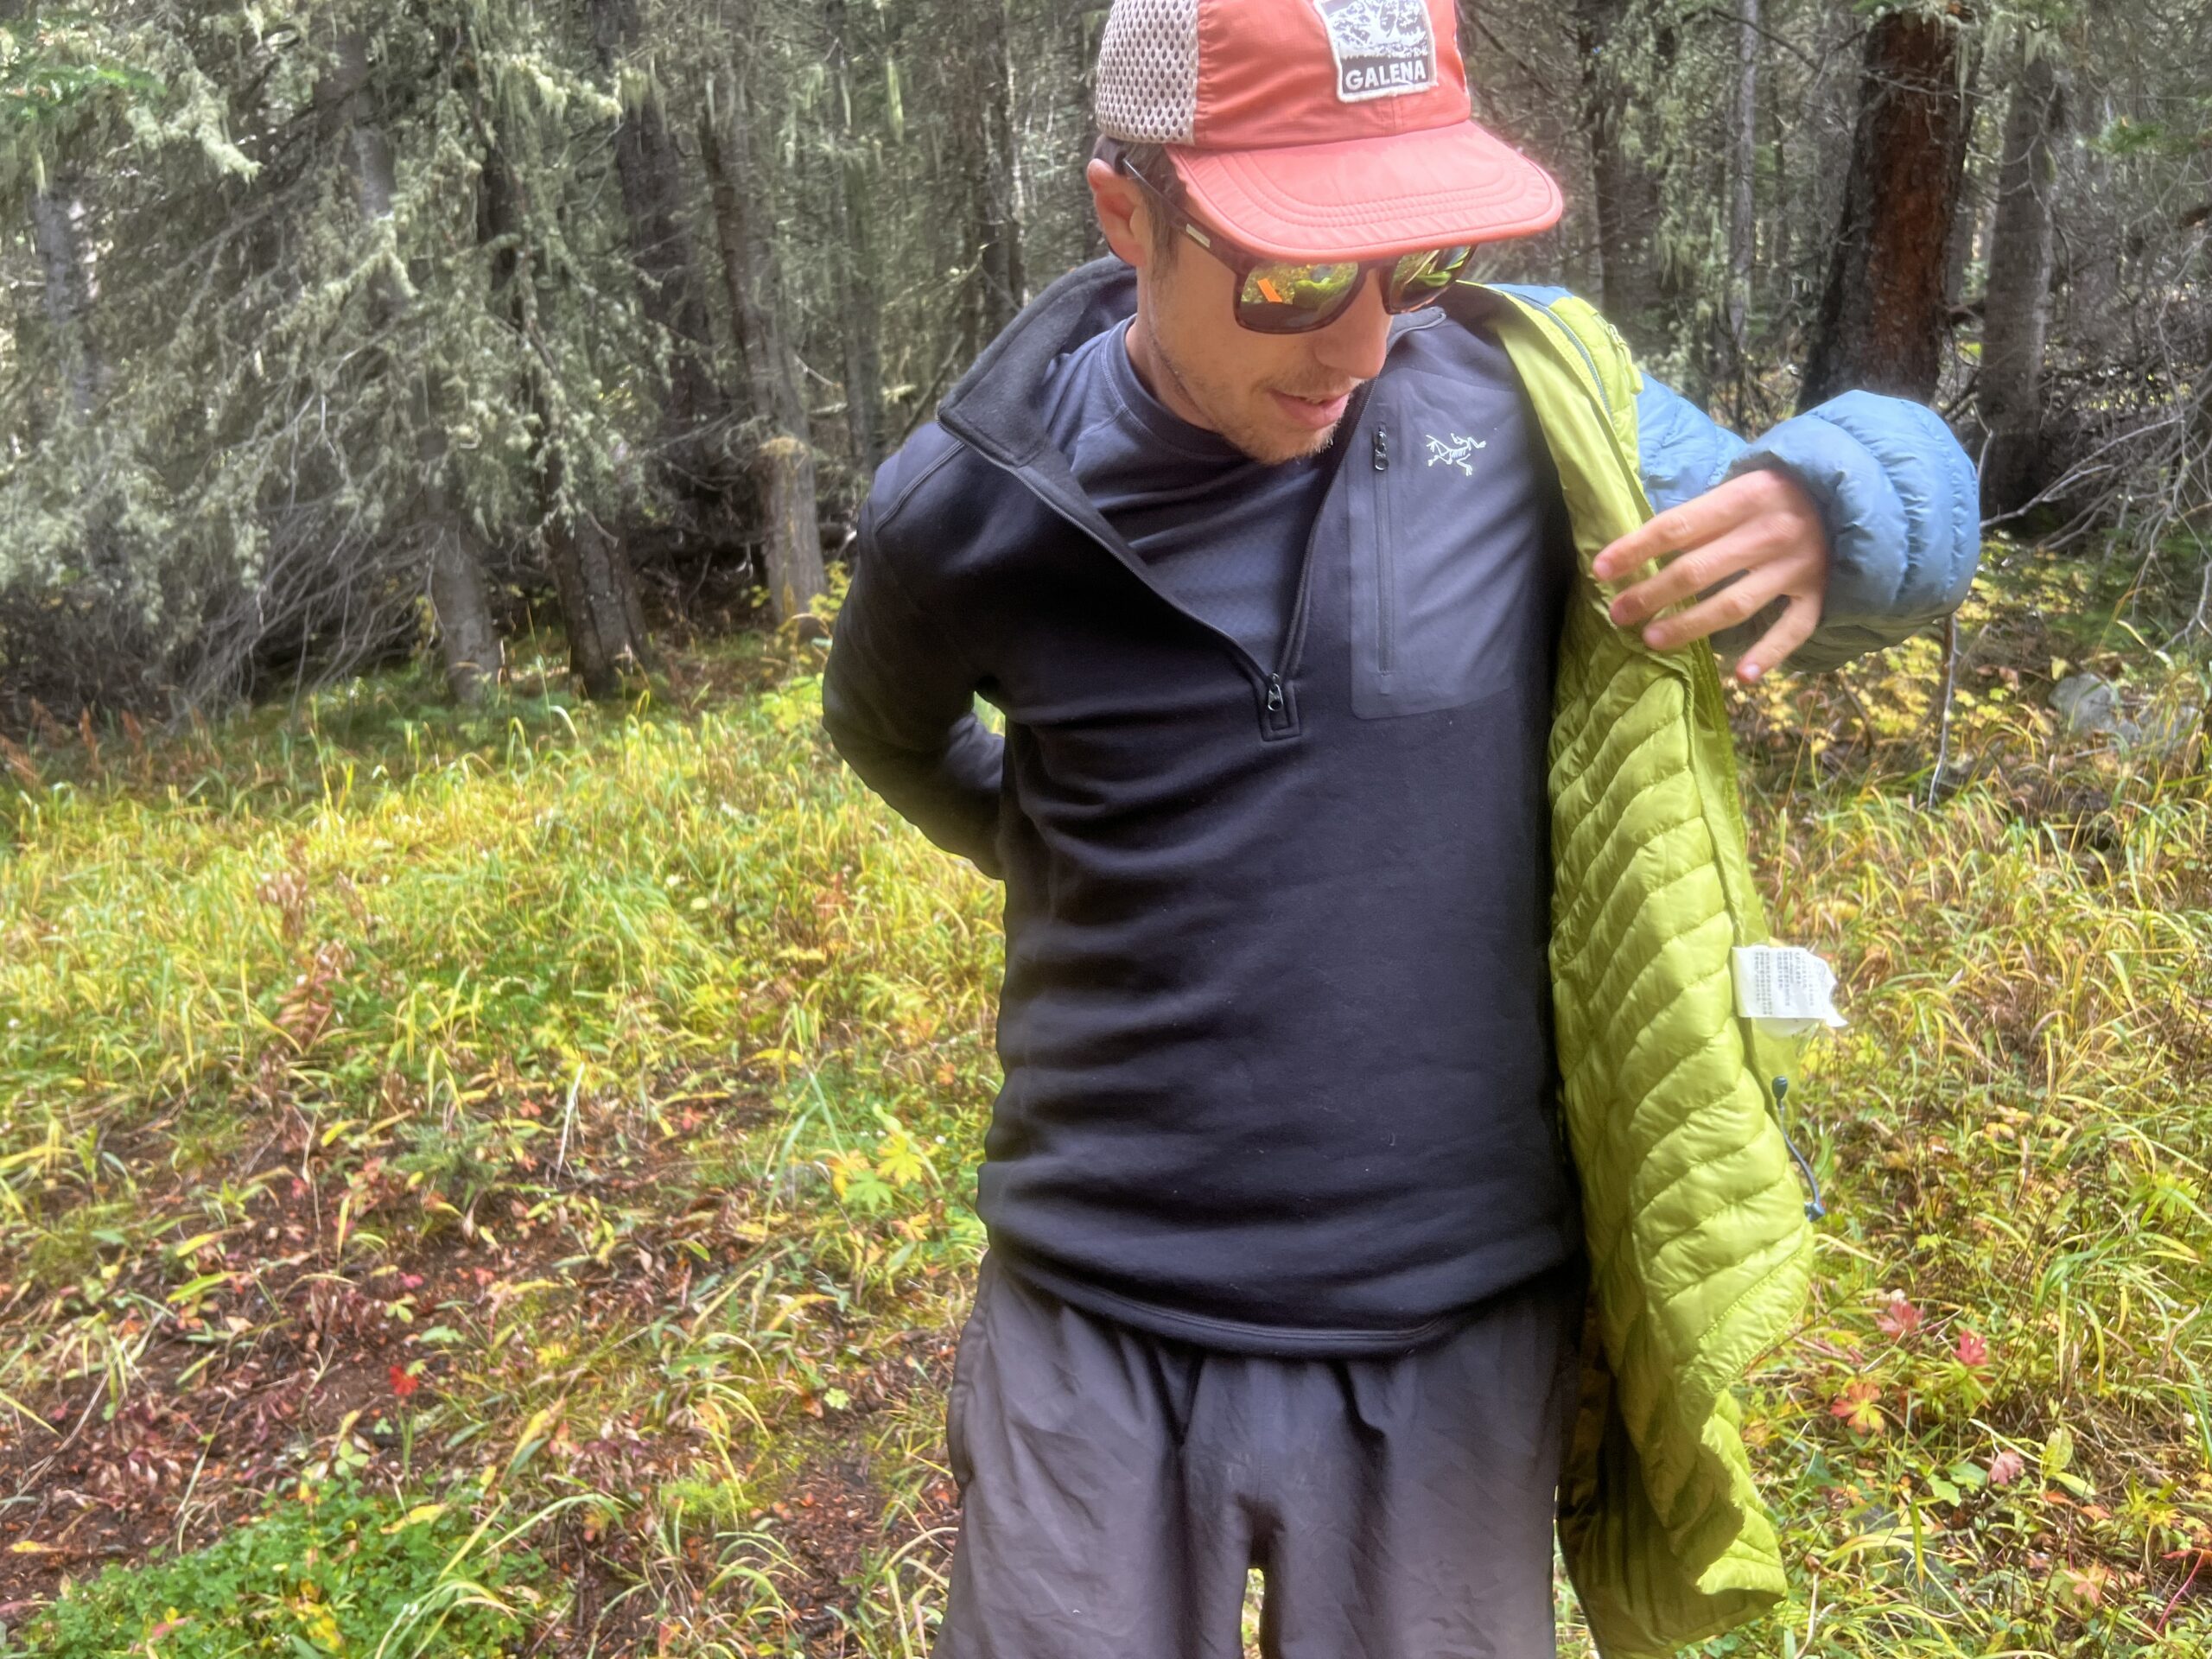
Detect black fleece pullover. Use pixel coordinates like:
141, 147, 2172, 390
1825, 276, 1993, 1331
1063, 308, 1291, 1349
822, 261, 1583, 1354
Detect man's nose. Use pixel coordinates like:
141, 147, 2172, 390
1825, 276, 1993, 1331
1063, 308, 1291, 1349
1311, 271, 1394, 382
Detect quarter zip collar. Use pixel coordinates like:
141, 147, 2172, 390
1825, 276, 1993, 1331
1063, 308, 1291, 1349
938, 257, 1446, 474
936, 257, 1446, 739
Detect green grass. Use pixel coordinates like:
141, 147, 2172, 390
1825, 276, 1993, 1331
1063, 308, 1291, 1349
19, 1479, 545, 1657
0, 565, 2208, 1656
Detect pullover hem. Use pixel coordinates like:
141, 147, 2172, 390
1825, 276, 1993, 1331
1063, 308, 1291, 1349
988, 1229, 1586, 1358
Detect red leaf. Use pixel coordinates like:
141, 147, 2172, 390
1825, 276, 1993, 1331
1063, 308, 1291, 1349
1875, 1292, 1923, 1340
389, 1365, 421, 1399
1988, 1448, 2027, 1486
1830, 1380, 1885, 1436
1955, 1329, 1989, 1367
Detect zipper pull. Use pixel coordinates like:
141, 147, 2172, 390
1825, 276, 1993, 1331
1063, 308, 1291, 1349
1265, 673, 1286, 715
1371, 423, 1389, 471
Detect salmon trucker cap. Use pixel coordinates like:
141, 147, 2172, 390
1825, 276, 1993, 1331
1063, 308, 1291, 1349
1094, 0, 1563, 261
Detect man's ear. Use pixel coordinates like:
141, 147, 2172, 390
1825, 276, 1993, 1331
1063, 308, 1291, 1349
1087, 157, 1151, 270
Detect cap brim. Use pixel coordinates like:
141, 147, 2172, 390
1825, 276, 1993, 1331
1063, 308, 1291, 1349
1169, 121, 1562, 263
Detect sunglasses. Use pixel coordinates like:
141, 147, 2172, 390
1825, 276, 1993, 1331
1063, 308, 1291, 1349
1114, 151, 1475, 335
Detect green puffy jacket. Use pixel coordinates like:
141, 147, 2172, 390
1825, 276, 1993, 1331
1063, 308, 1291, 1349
1484, 288, 1820, 1658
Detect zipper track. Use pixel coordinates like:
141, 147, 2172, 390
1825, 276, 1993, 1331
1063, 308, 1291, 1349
1513, 296, 1618, 430
951, 402, 1370, 739
1371, 423, 1396, 675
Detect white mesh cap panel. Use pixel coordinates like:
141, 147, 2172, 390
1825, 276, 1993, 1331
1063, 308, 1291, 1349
1094, 0, 1201, 145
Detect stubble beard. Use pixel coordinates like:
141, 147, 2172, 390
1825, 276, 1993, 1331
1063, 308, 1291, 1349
1149, 327, 1350, 467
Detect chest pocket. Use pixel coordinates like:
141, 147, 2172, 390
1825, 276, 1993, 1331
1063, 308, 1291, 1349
1348, 369, 1563, 720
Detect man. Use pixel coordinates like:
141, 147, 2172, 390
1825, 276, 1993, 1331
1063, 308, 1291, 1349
822, 1, 1979, 1653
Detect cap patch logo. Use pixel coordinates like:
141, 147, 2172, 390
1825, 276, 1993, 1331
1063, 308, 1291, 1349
1312, 0, 1436, 104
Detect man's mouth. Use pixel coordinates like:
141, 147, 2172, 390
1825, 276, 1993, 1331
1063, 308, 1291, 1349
1268, 388, 1355, 430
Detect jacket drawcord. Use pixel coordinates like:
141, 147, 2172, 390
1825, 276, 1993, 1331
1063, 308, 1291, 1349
1770, 1076, 1827, 1222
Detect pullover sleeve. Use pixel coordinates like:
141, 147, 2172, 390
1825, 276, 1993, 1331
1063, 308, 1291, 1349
820, 495, 1006, 878
1635, 376, 1983, 673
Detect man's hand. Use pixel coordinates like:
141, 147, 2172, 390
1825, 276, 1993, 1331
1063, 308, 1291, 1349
1590, 467, 1831, 683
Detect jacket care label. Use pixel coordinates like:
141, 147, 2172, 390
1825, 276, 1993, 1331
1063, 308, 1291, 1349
1732, 945, 1848, 1039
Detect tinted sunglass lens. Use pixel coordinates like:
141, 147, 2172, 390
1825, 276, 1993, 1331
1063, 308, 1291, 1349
1239, 261, 1363, 332
1388, 245, 1474, 310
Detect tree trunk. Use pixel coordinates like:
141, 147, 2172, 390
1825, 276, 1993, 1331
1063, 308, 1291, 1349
1800, 10, 1976, 409
962, 0, 1027, 359
1076, 4, 1113, 264
468, 42, 651, 698
1978, 39, 2067, 518
760, 436, 823, 625
826, 0, 885, 476
702, 67, 826, 629
422, 457, 499, 702
1765, 53, 1794, 328
0, 0, 105, 423
543, 460, 651, 701
1945, 158, 1983, 316
1724, 0, 1760, 353
1575, 0, 1671, 353
318, 27, 500, 702
2196, 347, 2212, 451
587, 0, 726, 467
832, 154, 885, 477
29, 179, 103, 420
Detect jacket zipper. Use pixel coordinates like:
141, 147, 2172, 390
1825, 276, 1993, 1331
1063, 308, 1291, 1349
1371, 423, 1396, 675
1264, 450, 1338, 737
1554, 318, 1615, 424
958, 440, 1325, 739
1490, 290, 1658, 592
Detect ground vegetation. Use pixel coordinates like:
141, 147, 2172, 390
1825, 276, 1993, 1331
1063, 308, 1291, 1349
0, 567, 2207, 1653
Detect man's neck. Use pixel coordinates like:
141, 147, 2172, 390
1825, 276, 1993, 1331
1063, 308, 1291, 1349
1122, 310, 1217, 433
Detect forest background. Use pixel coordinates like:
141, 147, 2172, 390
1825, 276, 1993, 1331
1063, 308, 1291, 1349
0, 0, 2210, 1655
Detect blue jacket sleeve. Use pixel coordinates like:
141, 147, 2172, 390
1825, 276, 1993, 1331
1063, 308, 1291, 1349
1635, 377, 1983, 673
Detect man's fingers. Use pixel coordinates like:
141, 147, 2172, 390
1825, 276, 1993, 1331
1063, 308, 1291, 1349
1592, 493, 1747, 582
1592, 469, 1813, 582
1733, 592, 1825, 683
1608, 521, 1791, 629
1635, 556, 1801, 651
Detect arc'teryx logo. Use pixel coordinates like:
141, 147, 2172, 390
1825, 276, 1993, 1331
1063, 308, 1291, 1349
1312, 0, 1436, 104
1424, 433, 1487, 475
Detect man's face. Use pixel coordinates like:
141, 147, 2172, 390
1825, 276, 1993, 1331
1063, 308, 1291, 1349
1087, 159, 1397, 467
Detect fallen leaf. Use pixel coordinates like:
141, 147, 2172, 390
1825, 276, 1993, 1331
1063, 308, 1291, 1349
380, 1503, 447, 1534
2058, 1563, 2113, 1611
1988, 1448, 2027, 1486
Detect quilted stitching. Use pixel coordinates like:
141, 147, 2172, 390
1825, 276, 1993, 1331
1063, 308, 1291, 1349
1486, 291, 1815, 1657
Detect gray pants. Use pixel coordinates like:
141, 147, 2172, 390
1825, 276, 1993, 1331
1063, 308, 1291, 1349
934, 1251, 1583, 1659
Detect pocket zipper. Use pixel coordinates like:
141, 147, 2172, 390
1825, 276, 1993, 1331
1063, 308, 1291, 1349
1371, 423, 1396, 676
